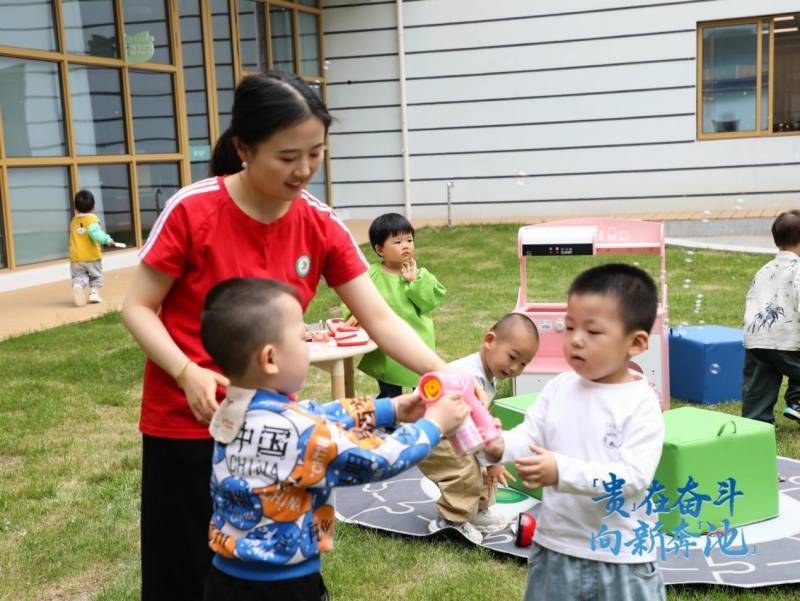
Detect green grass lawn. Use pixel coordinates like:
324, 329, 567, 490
2, 223, 799, 600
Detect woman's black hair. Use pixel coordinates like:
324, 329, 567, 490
210, 70, 332, 176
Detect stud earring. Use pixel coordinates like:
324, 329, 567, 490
241, 161, 247, 170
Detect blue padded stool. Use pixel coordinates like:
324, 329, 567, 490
668, 325, 745, 404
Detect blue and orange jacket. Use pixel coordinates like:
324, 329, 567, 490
209, 388, 441, 582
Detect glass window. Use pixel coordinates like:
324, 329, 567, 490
122, 0, 171, 64
8, 167, 71, 265
190, 161, 209, 182
179, 0, 211, 162
701, 23, 758, 134
212, 0, 235, 132
62, 0, 119, 58
270, 6, 294, 73
137, 162, 180, 239
0, 0, 56, 51
77, 164, 134, 247
239, 0, 267, 74
298, 12, 320, 77
129, 70, 177, 154
773, 14, 800, 132
0, 57, 66, 157
297, 0, 318, 6
69, 65, 127, 155
307, 161, 327, 204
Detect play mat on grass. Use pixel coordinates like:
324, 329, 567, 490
334, 458, 800, 588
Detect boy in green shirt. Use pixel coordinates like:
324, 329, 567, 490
344, 213, 446, 398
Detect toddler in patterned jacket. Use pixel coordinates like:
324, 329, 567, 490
200, 277, 468, 601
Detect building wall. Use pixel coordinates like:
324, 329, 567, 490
322, 0, 800, 221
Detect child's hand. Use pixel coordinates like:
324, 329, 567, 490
401, 258, 417, 282
425, 392, 470, 436
487, 464, 515, 490
482, 435, 505, 463
345, 315, 359, 327
393, 391, 425, 423
177, 362, 229, 424
514, 445, 558, 489
106, 238, 115, 247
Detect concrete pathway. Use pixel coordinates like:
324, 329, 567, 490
0, 267, 133, 341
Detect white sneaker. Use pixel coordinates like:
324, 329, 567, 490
469, 509, 509, 534
72, 285, 86, 307
429, 516, 483, 545
87, 289, 103, 303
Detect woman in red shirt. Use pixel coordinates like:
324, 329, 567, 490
122, 71, 449, 601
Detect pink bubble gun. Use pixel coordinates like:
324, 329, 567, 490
418, 372, 501, 455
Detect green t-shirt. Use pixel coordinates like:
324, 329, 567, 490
344, 262, 446, 387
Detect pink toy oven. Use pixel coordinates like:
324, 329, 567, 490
513, 218, 670, 410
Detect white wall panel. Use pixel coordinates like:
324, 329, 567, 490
332, 164, 799, 205
327, 81, 400, 109
403, 88, 695, 130
331, 105, 401, 132
406, 136, 800, 179
406, 115, 695, 154
324, 29, 397, 58
325, 54, 398, 83
324, 2, 395, 32
328, 131, 402, 156
401, 32, 696, 78
405, 60, 695, 104
322, 0, 800, 218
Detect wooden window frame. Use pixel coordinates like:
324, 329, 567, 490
0, 0, 329, 271
698, 14, 799, 140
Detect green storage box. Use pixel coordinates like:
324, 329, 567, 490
491, 393, 542, 500
654, 407, 779, 533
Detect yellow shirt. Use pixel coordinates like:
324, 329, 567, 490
69, 213, 102, 262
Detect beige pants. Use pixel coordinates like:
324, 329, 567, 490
418, 438, 494, 523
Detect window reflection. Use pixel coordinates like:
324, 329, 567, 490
270, 7, 294, 73
299, 12, 320, 77
63, 0, 119, 58
773, 14, 800, 132
179, 0, 211, 163
8, 167, 71, 265
69, 65, 126, 155
0, 0, 56, 51
0, 57, 66, 157
122, 0, 172, 64
239, 0, 267, 73
130, 70, 177, 154
702, 24, 758, 133
137, 162, 181, 240
212, 0, 235, 132
78, 164, 135, 247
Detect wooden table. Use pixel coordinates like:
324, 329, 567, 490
308, 339, 378, 400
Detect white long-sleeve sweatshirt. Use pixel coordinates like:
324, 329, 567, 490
500, 371, 664, 563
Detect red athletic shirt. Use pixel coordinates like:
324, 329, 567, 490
138, 176, 368, 438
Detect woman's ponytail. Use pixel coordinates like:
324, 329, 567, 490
209, 128, 242, 177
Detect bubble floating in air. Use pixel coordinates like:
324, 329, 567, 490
709, 363, 721, 375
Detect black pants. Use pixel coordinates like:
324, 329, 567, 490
377, 380, 403, 399
204, 566, 328, 601
141, 435, 214, 601
742, 348, 800, 423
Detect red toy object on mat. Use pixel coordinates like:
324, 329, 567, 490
515, 513, 537, 547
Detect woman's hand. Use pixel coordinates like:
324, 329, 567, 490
177, 362, 230, 425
